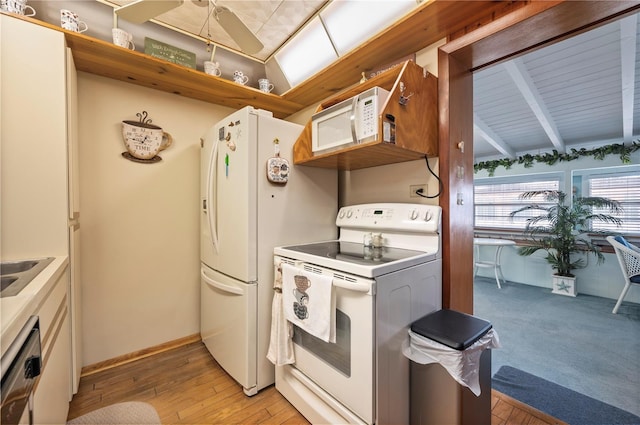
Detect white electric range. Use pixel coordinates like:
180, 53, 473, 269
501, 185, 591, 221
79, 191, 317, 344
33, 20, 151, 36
273, 203, 442, 425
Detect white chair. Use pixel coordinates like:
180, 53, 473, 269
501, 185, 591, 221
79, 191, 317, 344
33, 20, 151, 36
606, 236, 640, 314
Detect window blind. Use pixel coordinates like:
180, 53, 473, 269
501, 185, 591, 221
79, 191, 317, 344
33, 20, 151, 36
474, 178, 561, 229
588, 173, 640, 235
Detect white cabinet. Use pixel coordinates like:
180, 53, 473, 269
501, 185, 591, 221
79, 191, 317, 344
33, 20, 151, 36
1, 13, 80, 417
0, 15, 68, 257
33, 267, 71, 425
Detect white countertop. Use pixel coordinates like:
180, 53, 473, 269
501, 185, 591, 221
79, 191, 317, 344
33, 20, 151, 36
1, 256, 69, 356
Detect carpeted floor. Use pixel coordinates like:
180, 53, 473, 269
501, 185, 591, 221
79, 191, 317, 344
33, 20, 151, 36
474, 277, 640, 418
493, 365, 640, 424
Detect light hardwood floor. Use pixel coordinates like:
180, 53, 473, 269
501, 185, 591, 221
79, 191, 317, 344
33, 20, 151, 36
68, 341, 565, 425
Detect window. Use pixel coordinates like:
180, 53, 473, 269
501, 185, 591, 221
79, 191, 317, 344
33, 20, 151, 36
474, 174, 563, 230
580, 167, 640, 235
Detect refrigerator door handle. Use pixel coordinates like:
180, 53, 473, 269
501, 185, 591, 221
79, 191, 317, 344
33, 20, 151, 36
206, 138, 220, 253
201, 269, 244, 295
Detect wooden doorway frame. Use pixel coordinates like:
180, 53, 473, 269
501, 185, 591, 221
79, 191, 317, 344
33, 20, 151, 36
438, 1, 640, 313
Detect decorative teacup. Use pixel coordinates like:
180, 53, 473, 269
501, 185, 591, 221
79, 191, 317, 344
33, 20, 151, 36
1, 0, 35, 16
258, 78, 274, 93
204, 61, 222, 77
233, 70, 249, 85
112, 28, 135, 50
61, 9, 88, 33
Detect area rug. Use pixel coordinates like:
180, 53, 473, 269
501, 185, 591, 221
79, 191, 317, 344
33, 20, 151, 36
492, 366, 640, 425
67, 401, 161, 424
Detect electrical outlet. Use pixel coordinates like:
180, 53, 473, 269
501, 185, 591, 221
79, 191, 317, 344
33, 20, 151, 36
410, 184, 427, 198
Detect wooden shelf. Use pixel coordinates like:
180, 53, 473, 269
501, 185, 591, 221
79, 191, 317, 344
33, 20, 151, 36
292, 60, 438, 170
63, 31, 304, 119
2, 1, 517, 118
0, 13, 303, 119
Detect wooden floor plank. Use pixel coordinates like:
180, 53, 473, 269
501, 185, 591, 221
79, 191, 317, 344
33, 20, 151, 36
68, 341, 562, 425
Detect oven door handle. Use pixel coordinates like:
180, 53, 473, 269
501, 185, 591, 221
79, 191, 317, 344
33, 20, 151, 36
333, 279, 371, 293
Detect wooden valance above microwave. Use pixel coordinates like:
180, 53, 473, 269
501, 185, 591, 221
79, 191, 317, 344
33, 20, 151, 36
292, 60, 438, 171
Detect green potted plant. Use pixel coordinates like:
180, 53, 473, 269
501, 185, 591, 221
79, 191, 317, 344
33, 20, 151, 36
510, 190, 622, 296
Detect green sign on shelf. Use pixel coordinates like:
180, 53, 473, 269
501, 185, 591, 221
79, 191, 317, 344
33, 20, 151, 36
144, 37, 196, 69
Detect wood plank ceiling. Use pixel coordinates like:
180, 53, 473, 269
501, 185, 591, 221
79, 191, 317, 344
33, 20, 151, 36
473, 12, 640, 161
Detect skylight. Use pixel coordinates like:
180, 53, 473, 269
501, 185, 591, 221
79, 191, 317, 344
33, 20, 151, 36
275, 17, 338, 87
276, 0, 417, 87
321, 0, 416, 55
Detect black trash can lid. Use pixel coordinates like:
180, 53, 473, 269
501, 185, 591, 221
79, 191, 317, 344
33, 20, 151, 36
411, 309, 492, 351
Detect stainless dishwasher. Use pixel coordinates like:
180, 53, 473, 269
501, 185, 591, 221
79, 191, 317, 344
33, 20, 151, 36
1, 316, 42, 425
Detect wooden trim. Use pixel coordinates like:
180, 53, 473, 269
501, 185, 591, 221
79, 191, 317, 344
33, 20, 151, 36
80, 333, 202, 377
438, 49, 474, 313
492, 390, 569, 425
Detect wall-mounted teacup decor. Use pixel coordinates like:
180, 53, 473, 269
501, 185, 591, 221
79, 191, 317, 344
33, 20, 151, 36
121, 111, 172, 163
61, 9, 88, 33
233, 70, 249, 85
1, 0, 35, 16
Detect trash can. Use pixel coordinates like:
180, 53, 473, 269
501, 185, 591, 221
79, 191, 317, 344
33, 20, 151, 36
406, 309, 499, 425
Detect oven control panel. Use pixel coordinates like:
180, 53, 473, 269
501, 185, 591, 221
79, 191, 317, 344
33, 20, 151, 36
336, 203, 440, 233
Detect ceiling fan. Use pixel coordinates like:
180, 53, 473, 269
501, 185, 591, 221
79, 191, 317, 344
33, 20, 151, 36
114, 0, 264, 54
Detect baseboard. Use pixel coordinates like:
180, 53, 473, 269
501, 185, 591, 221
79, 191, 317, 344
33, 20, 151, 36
80, 333, 202, 377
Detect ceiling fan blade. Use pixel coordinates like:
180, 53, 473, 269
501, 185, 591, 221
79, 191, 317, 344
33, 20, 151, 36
215, 6, 264, 54
115, 0, 184, 24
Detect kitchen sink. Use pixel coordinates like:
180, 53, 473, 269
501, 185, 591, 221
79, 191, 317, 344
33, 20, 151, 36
0, 257, 54, 298
1, 276, 18, 291
1, 260, 40, 275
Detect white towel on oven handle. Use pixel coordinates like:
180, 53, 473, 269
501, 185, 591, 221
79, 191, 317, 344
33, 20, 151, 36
282, 263, 336, 343
267, 260, 295, 365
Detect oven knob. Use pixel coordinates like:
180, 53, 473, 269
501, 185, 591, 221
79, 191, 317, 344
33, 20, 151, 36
409, 209, 419, 220
423, 210, 433, 221
346, 210, 353, 218
338, 209, 346, 219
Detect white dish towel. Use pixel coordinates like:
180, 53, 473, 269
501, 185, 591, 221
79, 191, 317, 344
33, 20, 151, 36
267, 261, 295, 365
282, 263, 335, 343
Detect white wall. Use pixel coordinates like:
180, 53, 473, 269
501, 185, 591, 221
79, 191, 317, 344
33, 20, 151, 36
474, 152, 640, 304
76, 37, 448, 366
77, 72, 229, 365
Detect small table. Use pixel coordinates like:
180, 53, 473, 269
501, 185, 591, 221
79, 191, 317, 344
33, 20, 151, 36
474, 238, 516, 288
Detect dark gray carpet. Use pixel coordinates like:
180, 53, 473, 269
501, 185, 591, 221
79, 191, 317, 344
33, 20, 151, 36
474, 277, 640, 418
493, 366, 640, 425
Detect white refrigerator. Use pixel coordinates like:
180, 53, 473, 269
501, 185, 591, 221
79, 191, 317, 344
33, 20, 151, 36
200, 106, 337, 395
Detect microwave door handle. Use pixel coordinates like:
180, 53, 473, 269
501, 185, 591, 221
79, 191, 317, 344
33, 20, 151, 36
350, 94, 359, 144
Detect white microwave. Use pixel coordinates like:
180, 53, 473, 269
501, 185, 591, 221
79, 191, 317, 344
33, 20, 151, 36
311, 87, 390, 153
